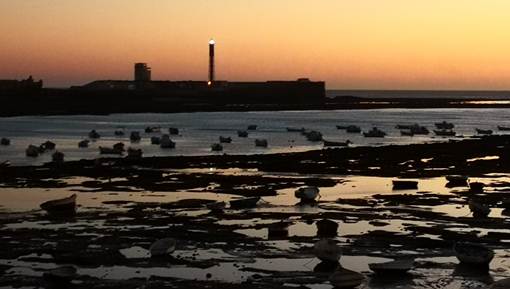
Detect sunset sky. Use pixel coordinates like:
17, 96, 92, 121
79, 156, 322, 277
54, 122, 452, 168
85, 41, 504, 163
1, 0, 510, 89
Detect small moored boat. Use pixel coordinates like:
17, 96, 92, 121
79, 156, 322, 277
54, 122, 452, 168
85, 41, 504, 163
392, 180, 418, 190
237, 130, 248, 137
229, 197, 260, 209
346, 125, 362, 133
26, 145, 39, 157
150, 238, 177, 257
434, 129, 456, 136
304, 130, 323, 141
454, 242, 494, 266
316, 219, 339, 237
287, 127, 306, 132
314, 239, 342, 263
130, 131, 141, 142
127, 148, 143, 158
219, 136, 232, 143
323, 140, 352, 147
369, 259, 415, 274
0, 138, 10, 146
168, 127, 179, 135
435, 121, 455, 130
255, 139, 268, 147
247, 125, 257, 130
211, 143, 223, 151
40, 194, 77, 214
363, 127, 386, 138
160, 135, 176, 149
497, 126, 510, 131
469, 199, 490, 218
295, 186, 320, 202
329, 268, 365, 289
151, 136, 161, 145
145, 126, 161, 133
78, 139, 90, 148
52, 151, 64, 163
476, 128, 493, 135
88, 130, 100, 139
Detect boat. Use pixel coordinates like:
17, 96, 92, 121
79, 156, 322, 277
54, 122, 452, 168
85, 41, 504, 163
237, 130, 248, 137
287, 127, 306, 132
268, 221, 291, 238
316, 219, 339, 237
114, 130, 125, 136
368, 259, 414, 274
476, 128, 493, 135
454, 242, 494, 266
25, 145, 39, 157
150, 136, 161, 145
255, 139, 268, 147
130, 131, 141, 142
41, 140, 56, 151
229, 197, 260, 209
127, 148, 143, 158
329, 267, 365, 289
150, 238, 177, 257
445, 175, 468, 187
0, 138, 10, 146
497, 126, 510, 131
145, 126, 161, 133
40, 194, 77, 214
160, 135, 176, 149
78, 139, 90, 148
88, 129, 100, 139
400, 130, 414, 136
43, 266, 77, 282
168, 127, 179, 135
469, 199, 491, 218
219, 136, 232, 143
410, 124, 429, 135
469, 181, 484, 193
435, 121, 455, 129
314, 239, 342, 262
489, 278, 510, 289
295, 186, 320, 202
336, 125, 348, 130
304, 130, 323, 141
363, 127, 386, 138
434, 129, 456, 136
211, 143, 223, 151
247, 125, 257, 130
99, 146, 123, 155
392, 180, 418, 190
395, 124, 413, 130
323, 140, 352, 147
346, 125, 362, 133
52, 151, 64, 163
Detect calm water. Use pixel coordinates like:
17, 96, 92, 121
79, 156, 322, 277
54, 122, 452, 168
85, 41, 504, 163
0, 108, 509, 165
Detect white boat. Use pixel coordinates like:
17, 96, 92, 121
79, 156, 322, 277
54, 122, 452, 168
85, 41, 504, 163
295, 186, 320, 202
40, 194, 77, 214
454, 242, 494, 266
314, 239, 342, 262
368, 259, 414, 274
150, 238, 177, 257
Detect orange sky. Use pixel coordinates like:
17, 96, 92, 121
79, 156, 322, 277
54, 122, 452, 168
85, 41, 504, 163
1, 0, 510, 89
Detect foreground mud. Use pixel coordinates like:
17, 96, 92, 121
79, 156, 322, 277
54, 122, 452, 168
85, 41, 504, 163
1, 136, 510, 288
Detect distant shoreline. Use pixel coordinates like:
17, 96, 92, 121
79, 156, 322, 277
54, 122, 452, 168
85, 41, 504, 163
1, 97, 510, 117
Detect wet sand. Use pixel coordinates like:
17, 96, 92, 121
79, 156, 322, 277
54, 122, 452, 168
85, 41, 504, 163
1, 135, 510, 288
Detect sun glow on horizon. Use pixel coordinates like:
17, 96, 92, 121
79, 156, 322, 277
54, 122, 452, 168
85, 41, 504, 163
1, 0, 510, 90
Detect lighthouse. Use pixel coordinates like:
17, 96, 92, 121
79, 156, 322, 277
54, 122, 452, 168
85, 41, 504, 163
208, 39, 215, 85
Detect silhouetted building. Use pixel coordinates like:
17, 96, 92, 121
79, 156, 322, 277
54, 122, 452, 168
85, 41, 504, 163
0, 76, 43, 91
134, 63, 151, 82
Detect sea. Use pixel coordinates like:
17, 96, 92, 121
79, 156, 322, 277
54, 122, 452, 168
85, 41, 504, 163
1, 108, 509, 166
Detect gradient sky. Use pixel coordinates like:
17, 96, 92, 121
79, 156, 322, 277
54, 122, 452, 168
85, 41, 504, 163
1, 0, 510, 89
